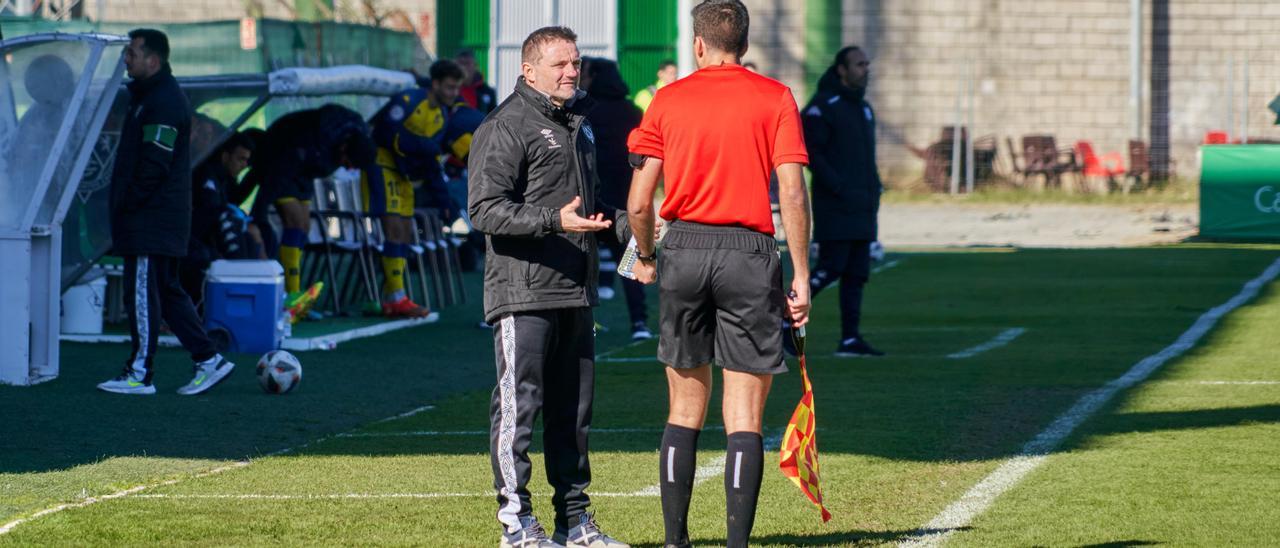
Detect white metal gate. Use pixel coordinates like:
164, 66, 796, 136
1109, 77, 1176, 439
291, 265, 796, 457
490, 0, 617, 103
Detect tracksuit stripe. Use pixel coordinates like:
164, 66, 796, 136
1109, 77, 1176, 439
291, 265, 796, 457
130, 256, 150, 374
496, 315, 521, 532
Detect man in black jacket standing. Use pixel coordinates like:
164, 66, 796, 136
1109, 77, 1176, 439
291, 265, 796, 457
585, 58, 650, 340
468, 26, 629, 548
98, 29, 235, 395
803, 45, 885, 357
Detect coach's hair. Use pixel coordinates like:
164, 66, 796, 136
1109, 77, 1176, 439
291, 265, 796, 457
429, 59, 465, 82
833, 45, 863, 68
521, 26, 578, 64
691, 0, 749, 57
128, 28, 170, 62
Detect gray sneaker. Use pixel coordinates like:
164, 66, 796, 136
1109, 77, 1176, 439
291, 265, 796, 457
176, 355, 235, 395
501, 515, 560, 548
554, 513, 629, 548
97, 368, 155, 395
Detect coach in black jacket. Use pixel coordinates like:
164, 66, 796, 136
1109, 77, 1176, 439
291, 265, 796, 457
802, 45, 885, 357
99, 29, 235, 396
467, 27, 630, 547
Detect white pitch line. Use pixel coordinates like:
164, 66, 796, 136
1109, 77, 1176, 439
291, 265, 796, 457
597, 356, 659, 363
0, 461, 250, 536
1186, 381, 1280, 385
595, 338, 654, 360
946, 328, 1027, 359
899, 256, 1280, 548
372, 405, 436, 425
0, 402, 441, 536
872, 259, 902, 275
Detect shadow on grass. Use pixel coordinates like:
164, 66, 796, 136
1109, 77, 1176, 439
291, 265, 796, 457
4, 247, 1278, 476
1077, 540, 1163, 548
631, 527, 966, 547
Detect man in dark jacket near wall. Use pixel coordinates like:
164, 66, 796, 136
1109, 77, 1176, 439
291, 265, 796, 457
802, 45, 885, 357
585, 58, 651, 340
468, 26, 630, 548
98, 29, 235, 395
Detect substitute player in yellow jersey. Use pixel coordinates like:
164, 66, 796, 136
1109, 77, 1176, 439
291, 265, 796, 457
364, 60, 483, 317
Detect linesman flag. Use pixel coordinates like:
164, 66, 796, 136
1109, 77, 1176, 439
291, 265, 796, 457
777, 325, 833, 522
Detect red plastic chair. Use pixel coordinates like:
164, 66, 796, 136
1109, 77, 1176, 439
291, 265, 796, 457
1204, 130, 1229, 144
1075, 140, 1126, 190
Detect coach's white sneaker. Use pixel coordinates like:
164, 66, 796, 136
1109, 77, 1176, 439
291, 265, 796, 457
554, 513, 629, 548
176, 355, 235, 395
97, 368, 155, 395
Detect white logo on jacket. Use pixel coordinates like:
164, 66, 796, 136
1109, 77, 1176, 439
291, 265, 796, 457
539, 128, 561, 149
582, 124, 595, 145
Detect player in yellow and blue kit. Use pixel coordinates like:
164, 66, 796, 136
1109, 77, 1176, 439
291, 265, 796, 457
364, 60, 482, 317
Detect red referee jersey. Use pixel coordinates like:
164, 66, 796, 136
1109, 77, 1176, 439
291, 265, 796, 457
627, 64, 808, 235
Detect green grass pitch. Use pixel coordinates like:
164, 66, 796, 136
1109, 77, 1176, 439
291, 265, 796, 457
2, 245, 1279, 546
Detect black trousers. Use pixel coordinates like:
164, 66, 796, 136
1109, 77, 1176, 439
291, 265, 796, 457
600, 236, 648, 325
809, 240, 872, 340
124, 255, 218, 383
489, 308, 595, 533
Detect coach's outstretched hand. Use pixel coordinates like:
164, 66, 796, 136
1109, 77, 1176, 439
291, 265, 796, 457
559, 196, 613, 232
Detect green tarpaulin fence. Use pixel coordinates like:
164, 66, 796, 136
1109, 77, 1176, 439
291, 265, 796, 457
1200, 145, 1280, 240
0, 17, 429, 76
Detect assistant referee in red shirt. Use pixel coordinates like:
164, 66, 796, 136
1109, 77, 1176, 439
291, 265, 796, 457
625, 2, 812, 546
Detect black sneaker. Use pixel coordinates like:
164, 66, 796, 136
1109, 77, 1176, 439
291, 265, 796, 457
781, 323, 798, 357
835, 337, 884, 357
630, 321, 653, 341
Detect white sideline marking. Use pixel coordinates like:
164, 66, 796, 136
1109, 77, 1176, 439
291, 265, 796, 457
1187, 381, 1280, 385
60, 314, 439, 352
595, 338, 653, 360
596, 356, 659, 363
899, 256, 1280, 548
946, 328, 1027, 359
873, 259, 903, 275
0, 401, 439, 536
338, 426, 725, 438
0, 461, 250, 536
818, 258, 903, 290
372, 405, 436, 425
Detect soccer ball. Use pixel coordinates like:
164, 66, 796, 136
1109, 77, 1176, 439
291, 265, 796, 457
256, 350, 302, 394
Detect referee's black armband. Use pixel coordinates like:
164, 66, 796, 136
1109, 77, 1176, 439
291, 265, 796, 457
628, 153, 648, 170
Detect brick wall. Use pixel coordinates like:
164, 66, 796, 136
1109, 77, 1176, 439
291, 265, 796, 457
841, 0, 1280, 184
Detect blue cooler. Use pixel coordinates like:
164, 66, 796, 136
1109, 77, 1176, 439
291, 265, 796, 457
203, 260, 285, 354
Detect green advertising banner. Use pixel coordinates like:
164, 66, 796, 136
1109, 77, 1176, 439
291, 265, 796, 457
1200, 145, 1280, 240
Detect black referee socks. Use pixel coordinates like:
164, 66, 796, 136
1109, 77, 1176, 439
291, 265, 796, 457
725, 431, 764, 548
660, 423, 700, 546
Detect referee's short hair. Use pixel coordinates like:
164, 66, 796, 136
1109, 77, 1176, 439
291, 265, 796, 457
691, 0, 749, 57
521, 26, 578, 64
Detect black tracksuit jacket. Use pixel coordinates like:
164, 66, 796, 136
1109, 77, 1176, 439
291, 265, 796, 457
109, 65, 193, 258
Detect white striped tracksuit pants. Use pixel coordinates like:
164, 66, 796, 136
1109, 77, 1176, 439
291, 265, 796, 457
489, 308, 595, 534
124, 255, 218, 383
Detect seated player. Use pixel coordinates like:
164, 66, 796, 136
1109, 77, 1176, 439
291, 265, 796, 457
231, 104, 375, 320
181, 131, 257, 309
364, 60, 482, 317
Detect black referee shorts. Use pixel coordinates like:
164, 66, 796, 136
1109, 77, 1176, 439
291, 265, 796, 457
656, 220, 787, 375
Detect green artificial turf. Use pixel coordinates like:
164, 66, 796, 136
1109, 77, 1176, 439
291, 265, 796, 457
3, 245, 1278, 546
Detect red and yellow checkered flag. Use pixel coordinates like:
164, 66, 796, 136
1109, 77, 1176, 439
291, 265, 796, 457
778, 325, 833, 522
